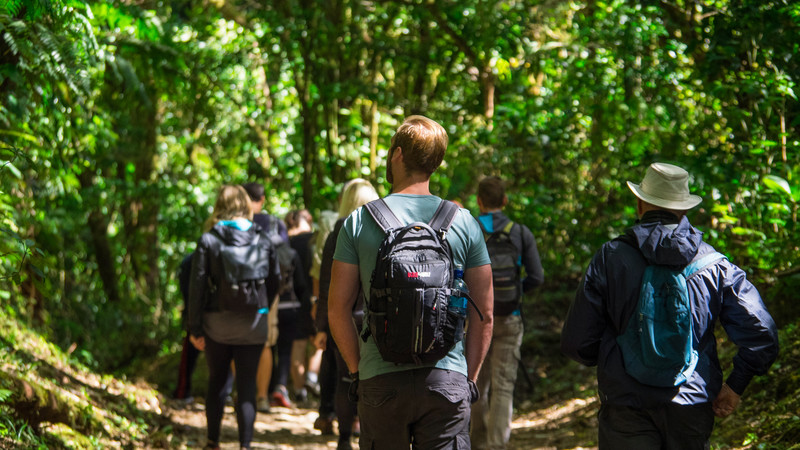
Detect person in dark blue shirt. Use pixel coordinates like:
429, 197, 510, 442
562, 162, 779, 450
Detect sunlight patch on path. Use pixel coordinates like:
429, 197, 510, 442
513, 396, 598, 430
254, 408, 320, 435
508, 396, 600, 450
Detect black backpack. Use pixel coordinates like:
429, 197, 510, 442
481, 220, 522, 316
210, 229, 272, 312
362, 199, 482, 365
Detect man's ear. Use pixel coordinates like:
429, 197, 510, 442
636, 198, 644, 217
502, 195, 509, 207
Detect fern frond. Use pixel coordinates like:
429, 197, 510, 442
1, 0, 23, 18
2, 29, 19, 56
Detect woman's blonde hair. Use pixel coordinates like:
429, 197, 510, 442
203, 185, 254, 231
338, 178, 379, 218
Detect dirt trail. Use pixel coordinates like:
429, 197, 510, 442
161, 395, 599, 450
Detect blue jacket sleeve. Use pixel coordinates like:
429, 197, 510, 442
561, 251, 609, 366
718, 262, 779, 395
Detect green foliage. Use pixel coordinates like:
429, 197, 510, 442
711, 320, 800, 449
0, 312, 161, 448
0, 0, 796, 393
0, 1, 796, 446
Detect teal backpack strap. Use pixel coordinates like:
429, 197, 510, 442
683, 252, 727, 279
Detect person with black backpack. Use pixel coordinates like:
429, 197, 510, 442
187, 185, 282, 450
328, 116, 495, 449
268, 209, 313, 409
242, 182, 288, 413
471, 176, 544, 450
561, 162, 779, 449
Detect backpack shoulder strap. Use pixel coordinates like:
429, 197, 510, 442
365, 198, 403, 233
480, 218, 515, 239
501, 220, 515, 235
268, 216, 276, 234
683, 251, 726, 279
428, 200, 459, 233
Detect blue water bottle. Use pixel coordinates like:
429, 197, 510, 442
449, 264, 468, 316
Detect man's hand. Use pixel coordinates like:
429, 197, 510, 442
189, 335, 205, 351
712, 383, 741, 417
313, 331, 328, 350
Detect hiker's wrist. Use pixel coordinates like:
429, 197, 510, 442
725, 372, 751, 396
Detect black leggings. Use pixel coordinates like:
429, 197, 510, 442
205, 337, 263, 447
273, 308, 299, 388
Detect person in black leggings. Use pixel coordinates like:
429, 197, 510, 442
204, 339, 263, 446
187, 185, 281, 450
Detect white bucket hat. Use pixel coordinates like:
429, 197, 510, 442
627, 162, 702, 210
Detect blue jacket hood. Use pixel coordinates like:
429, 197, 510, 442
626, 216, 703, 267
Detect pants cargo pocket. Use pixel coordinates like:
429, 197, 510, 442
428, 382, 469, 404
360, 385, 397, 408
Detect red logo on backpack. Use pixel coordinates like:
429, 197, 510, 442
407, 271, 431, 278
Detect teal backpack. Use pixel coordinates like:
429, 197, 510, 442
617, 250, 726, 387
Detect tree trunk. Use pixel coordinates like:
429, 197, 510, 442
78, 167, 120, 304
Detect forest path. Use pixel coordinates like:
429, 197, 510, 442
160, 393, 599, 449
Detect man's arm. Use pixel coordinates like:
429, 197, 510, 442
718, 263, 779, 397
519, 225, 544, 294
329, 260, 362, 374
464, 264, 494, 382
561, 254, 608, 366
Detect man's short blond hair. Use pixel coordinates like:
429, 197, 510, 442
390, 115, 448, 177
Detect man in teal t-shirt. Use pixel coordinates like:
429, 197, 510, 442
329, 116, 494, 449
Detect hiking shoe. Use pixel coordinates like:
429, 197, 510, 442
313, 413, 336, 435
256, 397, 271, 413
270, 385, 293, 408
304, 380, 321, 398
